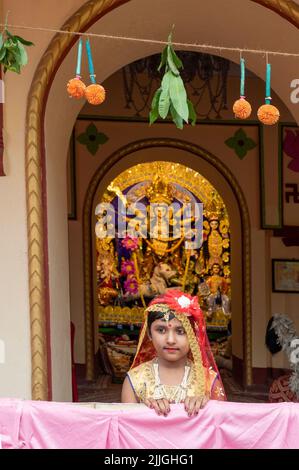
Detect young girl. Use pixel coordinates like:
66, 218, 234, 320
121, 289, 226, 416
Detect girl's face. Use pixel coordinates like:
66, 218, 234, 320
149, 317, 190, 362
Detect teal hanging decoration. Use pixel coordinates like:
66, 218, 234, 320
233, 56, 252, 119
84, 39, 106, 105
66, 37, 86, 99
257, 59, 280, 125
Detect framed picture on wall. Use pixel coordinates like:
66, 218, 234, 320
272, 259, 299, 293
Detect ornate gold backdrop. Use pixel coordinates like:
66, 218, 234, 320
95, 161, 232, 379
96, 161, 231, 317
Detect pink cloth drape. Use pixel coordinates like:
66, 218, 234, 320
0, 398, 299, 449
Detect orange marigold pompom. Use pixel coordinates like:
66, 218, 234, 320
67, 77, 86, 99
85, 84, 106, 105
257, 104, 280, 125
233, 98, 252, 119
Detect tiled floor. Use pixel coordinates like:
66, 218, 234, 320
77, 369, 269, 404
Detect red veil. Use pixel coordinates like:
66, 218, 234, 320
131, 289, 226, 400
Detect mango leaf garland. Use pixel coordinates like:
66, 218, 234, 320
0, 29, 34, 74
149, 33, 196, 129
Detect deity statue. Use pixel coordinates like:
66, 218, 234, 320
205, 263, 231, 321
96, 237, 119, 306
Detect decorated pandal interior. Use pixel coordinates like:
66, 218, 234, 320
96, 162, 231, 381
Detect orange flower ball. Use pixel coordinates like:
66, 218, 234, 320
257, 104, 280, 125
85, 84, 106, 105
67, 77, 86, 99
233, 98, 252, 119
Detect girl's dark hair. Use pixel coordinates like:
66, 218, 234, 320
147, 310, 175, 335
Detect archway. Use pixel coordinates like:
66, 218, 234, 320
82, 139, 250, 386
26, 0, 299, 400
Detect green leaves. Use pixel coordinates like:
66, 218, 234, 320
0, 29, 34, 74
149, 32, 196, 129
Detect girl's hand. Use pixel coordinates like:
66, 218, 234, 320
184, 394, 209, 417
143, 398, 171, 416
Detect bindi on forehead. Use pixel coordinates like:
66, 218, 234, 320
165, 320, 181, 329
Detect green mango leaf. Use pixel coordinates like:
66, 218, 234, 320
151, 87, 162, 109
13, 35, 34, 46
17, 41, 28, 66
169, 47, 183, 69
167, 45, 179, 76
170, 104, 183, 129
0, 47, 6, 61
6, 61, 21, 74
149, 107, 159, 125
149, 88, 162, 125
5, 32, 18, 45
0, 30, 34, 74
169, 74, 189, 123
158, 46, 168, 72
158, 88, 170, 119
4, 38, 16, 50
187, 99, 197, 125
161, 70, 172, 92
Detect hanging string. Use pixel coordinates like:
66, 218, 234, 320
1, 21, 299, 58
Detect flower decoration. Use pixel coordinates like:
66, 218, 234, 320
257, 62, 279, 125
223, 266, 230, 276
77, 123, 108, 155
67, 38, 86, 99
121, 236, 139, 252
124, 277, 139, 295
67, 77, 86, 99
233, 58, 252, 120
225, 128, 257, 159
149, 289, 203, 321
222, 252, 230, 263
222, 239, 230, 249
85, 39, 106, 106
121, 260, 135, 276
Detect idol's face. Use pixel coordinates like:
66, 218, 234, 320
212, 264, 220, 274
210, 220, 219, 230
149, 317, 190, 363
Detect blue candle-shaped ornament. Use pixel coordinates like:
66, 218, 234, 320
233, 55, 251, 119
84, 38, 106, 105
86, 39, 96, 84
240, 57, 245, 98
66, 36, 86, 99
76, 38, 83, 78
265, 62, 271, 104
257, 59, 280, 125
